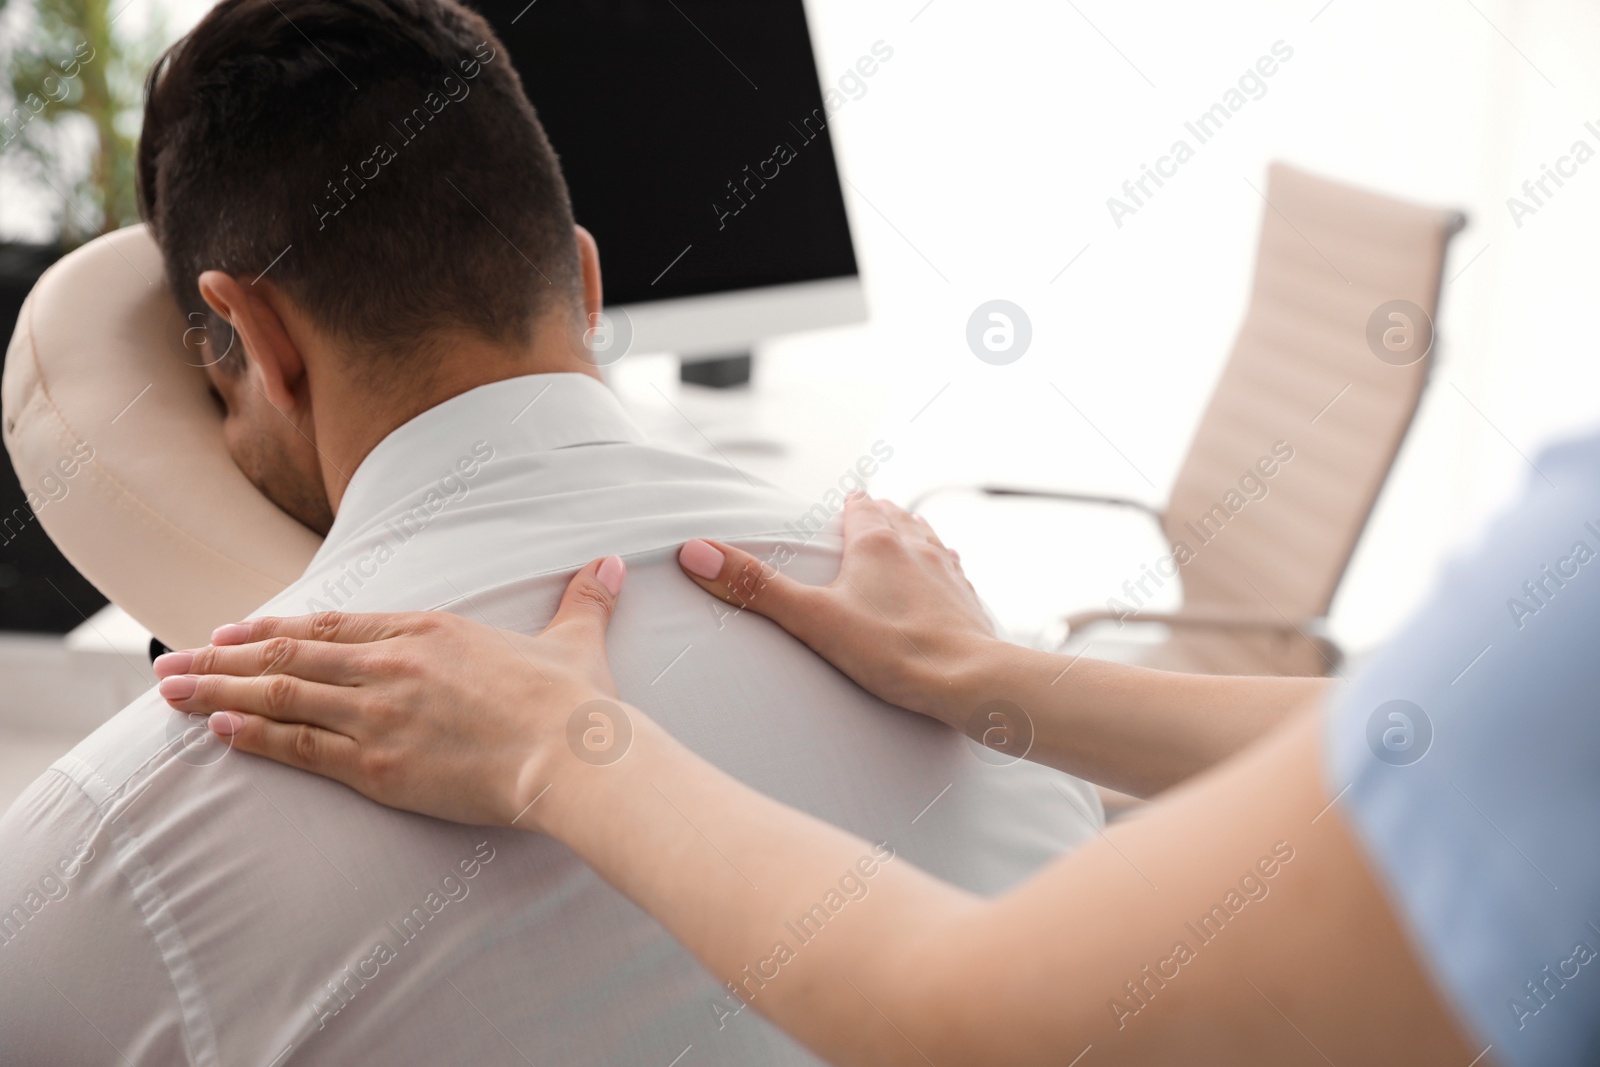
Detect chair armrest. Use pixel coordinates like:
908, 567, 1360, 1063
908, 484, 1164, 521
1064, 607, 1317, 635
1062, 608, 1345, 671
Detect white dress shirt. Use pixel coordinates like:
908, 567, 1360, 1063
0, 373, 1101, 1066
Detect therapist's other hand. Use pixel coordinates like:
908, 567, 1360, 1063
677, 494, 998, 726
152, 556, 629, 830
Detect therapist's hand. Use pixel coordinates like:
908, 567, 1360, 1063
153, 556, 629, 831
677, 494, 1000, 727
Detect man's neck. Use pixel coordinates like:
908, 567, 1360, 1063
310, 325, 600, 513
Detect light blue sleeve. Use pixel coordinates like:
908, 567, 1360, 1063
1327, 431, 1600, 1067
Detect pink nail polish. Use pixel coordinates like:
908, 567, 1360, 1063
159, 675, 199, 700
211, 623, 252, 645
209, 711, 243, 736
596, 555, 626, 596
679, 540, 725, 580
153, 651, 195, 677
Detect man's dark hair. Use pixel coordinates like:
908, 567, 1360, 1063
137, 0, 578, 369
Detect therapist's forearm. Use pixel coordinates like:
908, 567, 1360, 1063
530, 702, 1440, 1067
536, 716, 981, 1067
949, 641, 1331, 797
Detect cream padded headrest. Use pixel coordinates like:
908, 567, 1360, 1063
2, 224, 319, 650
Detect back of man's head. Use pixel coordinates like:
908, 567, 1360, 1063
137, 0, 579, 368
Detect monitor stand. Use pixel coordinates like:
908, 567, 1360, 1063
680, 352, 751, 388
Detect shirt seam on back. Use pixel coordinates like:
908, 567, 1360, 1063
43, 766, 223, 1067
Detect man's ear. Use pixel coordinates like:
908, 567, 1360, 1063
196, 270, 308, 412
574, 225, 602, 323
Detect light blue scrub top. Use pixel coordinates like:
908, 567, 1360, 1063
1328, 430, 1600, 1067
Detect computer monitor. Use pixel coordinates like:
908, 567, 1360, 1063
474, 0, 867, 380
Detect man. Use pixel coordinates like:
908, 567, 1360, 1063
0, 1, 1098, 1062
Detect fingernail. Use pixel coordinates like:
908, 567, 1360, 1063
211, 623, 252, 645
153, 651, 195, 677
209, 711, 243, 736
679, 539, 725, 580
597, 555, 626, 596
159, 675, 198, 700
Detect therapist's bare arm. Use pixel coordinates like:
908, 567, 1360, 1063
538, 707, 1475, 1067
677, 495, 1328, 796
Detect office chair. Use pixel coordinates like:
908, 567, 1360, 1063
915, 163, 1467, 678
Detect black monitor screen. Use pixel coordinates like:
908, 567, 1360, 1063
474, 0, 858, 305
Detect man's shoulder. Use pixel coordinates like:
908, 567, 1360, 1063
275, 433, 855, 617
8, 688, 183, 816
0, 686, 202, 895
0, 694, 209, 1064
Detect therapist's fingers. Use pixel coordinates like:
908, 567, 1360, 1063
844, 494, 924, 551
841, 491, 890, 536
209, 610, 419, 648
154, 637, 371, 686
852, 497, 963, 574
541, 556, 625, 641
855, 495, 946, 550
907, 510, 947, 550
677, 539, 820, 629
879, 497, 927, 542
206, 711, 363, 782
158, 671, 360, 732
534, 557, 626, 696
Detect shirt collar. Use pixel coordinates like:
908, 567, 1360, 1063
422, 371, 647, 453
313, 372, 646, 565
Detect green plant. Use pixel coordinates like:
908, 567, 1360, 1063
1, 0, 163, 246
